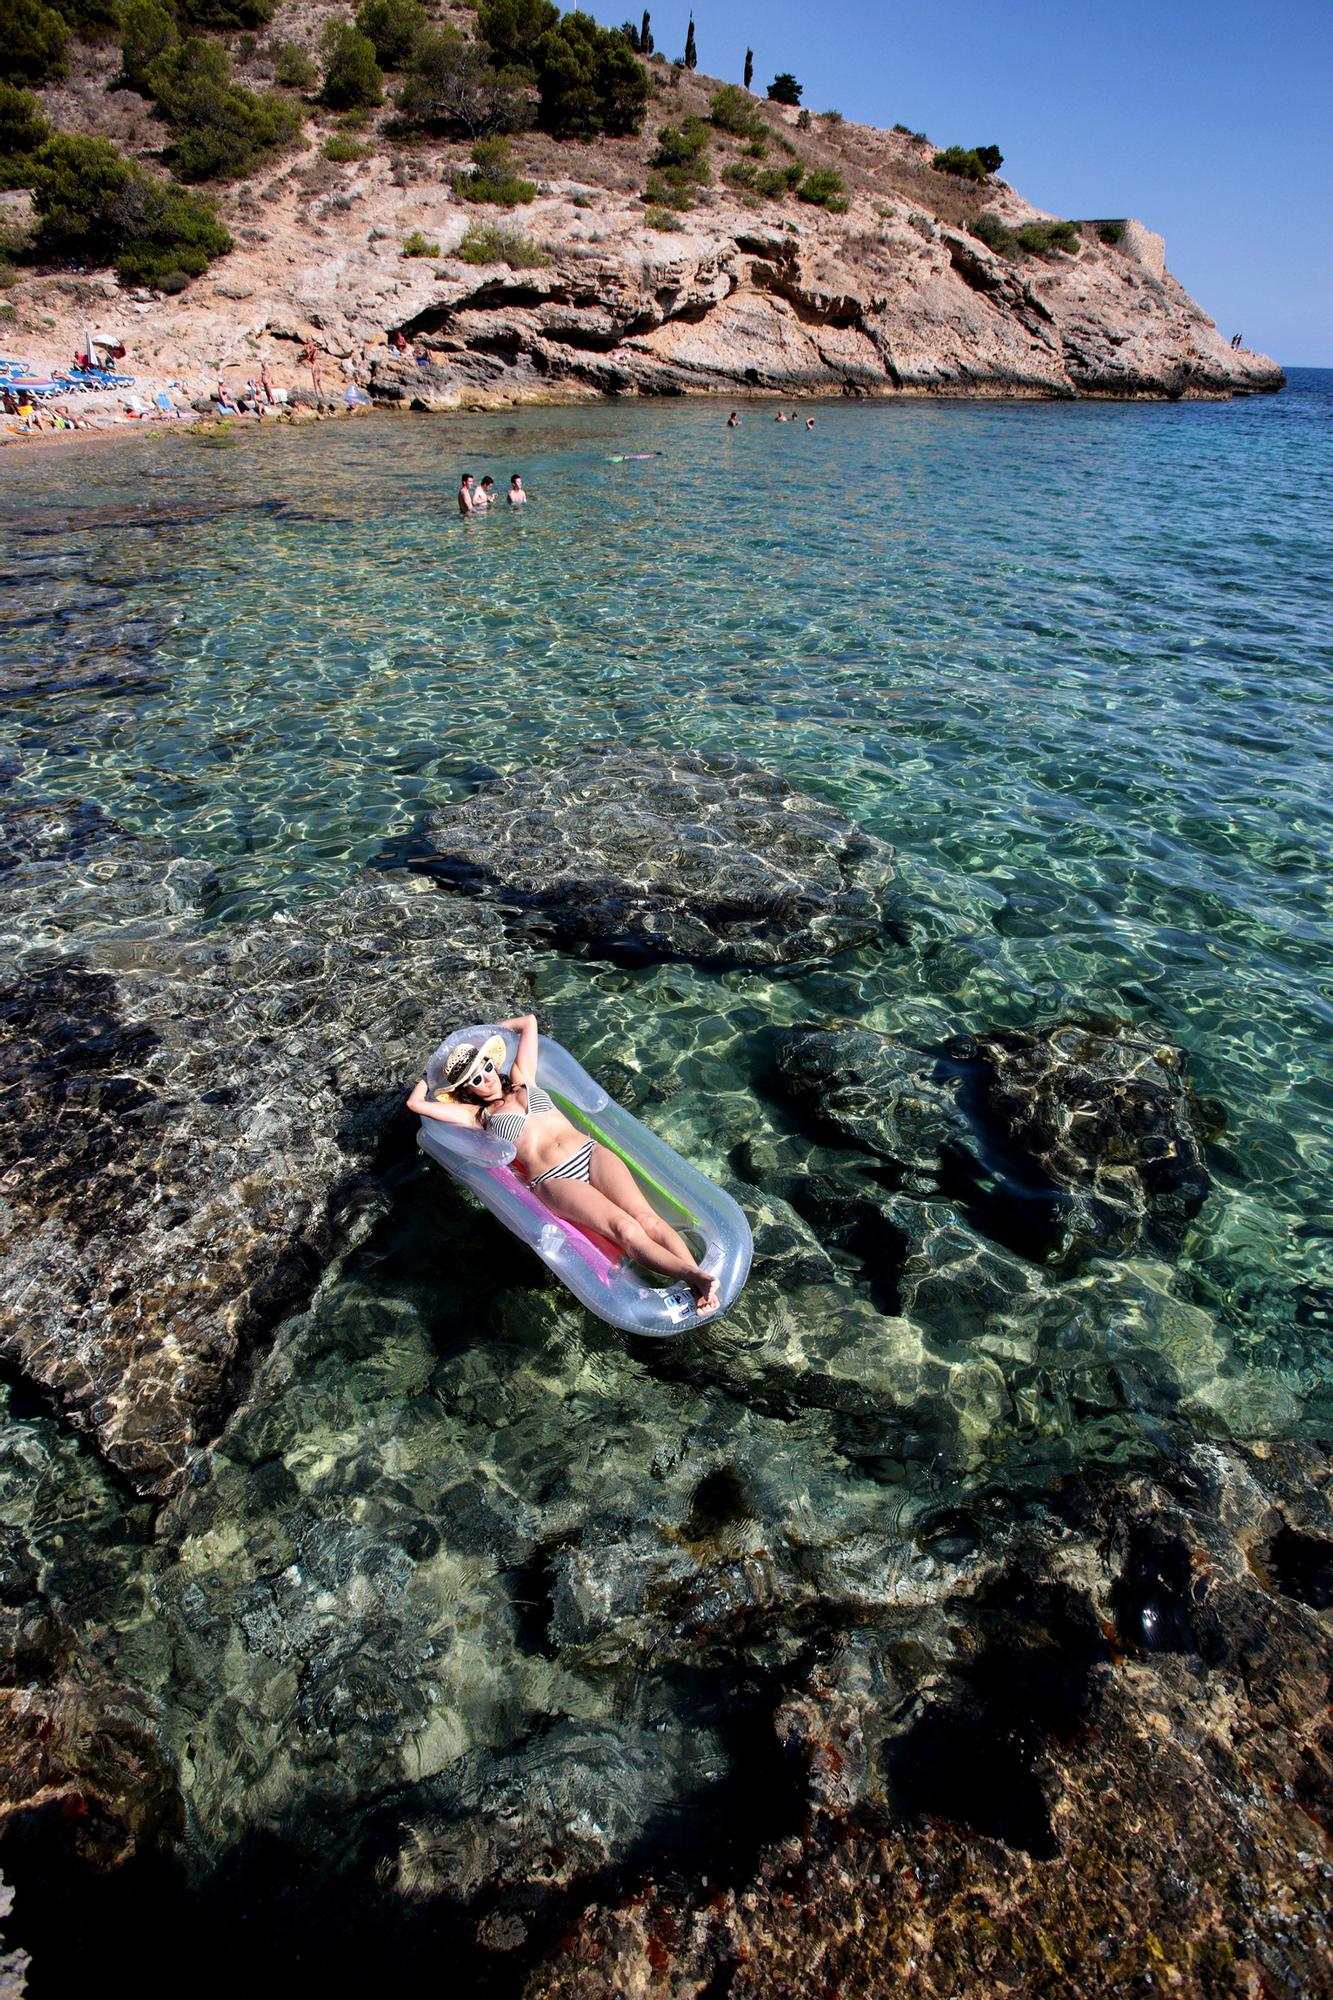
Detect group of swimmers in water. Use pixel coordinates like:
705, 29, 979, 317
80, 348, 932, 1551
458, 472, 526, 515
727, 410, 815, 428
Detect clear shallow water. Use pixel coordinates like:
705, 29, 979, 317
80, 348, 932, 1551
2, 379, 1332, 1937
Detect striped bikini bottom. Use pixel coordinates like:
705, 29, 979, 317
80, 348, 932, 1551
531, 1139, 595, 1190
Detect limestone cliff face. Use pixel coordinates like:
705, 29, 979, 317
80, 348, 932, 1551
6, 66, 1281, 407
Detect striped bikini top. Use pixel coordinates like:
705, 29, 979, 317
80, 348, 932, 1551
483, 1082, 555, 1143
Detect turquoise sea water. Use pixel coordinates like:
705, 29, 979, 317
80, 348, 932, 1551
1, 376, 1331, 1967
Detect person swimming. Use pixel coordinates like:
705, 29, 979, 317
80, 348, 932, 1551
458, 473, 475, 515
407, 1014, 721, 1316
726, 411, 740, 427
475, 476, 496, 510
508, 474, 527, 505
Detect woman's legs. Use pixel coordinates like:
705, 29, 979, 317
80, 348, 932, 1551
536, 1169, 719, 1315
588, 1148, 703, 1271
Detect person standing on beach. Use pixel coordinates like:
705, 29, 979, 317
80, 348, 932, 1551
508, 474, 527, 506
300, 339, 324, 403
458, 473, 475, 515
260, 360, 275, 404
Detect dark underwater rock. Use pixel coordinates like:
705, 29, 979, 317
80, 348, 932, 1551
410, 749, 895, 969
0, 797, 533, 1497
945, 1018, 1214, 1263
766, 1024, 969, 1190
521, 1442, 1333, 2000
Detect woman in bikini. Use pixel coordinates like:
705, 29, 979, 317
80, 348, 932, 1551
407, 1013, 720, 1316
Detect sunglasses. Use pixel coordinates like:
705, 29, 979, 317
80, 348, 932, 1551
462, 1058, 495, 1091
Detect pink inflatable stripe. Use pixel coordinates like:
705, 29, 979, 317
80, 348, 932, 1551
488, 1166, 616, 1286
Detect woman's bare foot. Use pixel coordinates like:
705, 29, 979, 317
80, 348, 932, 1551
690, 1272, 721, 1318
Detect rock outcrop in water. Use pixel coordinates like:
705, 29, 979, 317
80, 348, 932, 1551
768, 1017, 1215, 1270
0, 793, 534, 1496
522, 1440, 1333, 2000
412, 750, 895, 968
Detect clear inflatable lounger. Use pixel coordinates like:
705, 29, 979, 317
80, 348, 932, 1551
416, 1024, 753, 1337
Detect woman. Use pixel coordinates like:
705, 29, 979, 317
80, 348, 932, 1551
407, 1014, 720, 1316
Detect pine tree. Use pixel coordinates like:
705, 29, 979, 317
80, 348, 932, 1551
683, 13, 696, 68
743, 45, 752, 89
641, 8, 652, 55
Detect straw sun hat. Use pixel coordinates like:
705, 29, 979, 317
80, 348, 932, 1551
432, 1032, 506, 1101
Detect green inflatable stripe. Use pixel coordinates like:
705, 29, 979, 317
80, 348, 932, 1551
549, 1089, 696, 1224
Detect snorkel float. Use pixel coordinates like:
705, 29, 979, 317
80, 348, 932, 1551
416, 1024, 752, 1337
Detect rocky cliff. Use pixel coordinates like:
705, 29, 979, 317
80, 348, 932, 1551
4, 10, 1283, 410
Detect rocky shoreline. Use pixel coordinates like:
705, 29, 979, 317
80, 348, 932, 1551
0, 744, 1327, 1994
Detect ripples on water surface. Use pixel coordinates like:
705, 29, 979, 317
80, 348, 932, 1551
1, 379, 1331, 1945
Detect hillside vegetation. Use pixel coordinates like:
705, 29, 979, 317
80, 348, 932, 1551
0, 0, 1281, 404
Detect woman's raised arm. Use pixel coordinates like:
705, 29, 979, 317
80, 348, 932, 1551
406, 1077, 477, 1127
502, 1012, 539, 1084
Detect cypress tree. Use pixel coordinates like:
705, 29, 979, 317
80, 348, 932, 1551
640, 8, 652, 54
743, 45, 752, 89
683, 13, 696, 68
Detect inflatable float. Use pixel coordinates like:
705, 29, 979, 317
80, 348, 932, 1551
416, 1024, 752, 1337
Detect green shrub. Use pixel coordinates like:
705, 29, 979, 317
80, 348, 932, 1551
1098, 217, 1126, 245
114, 178, 232, 283
972, 210, 1015, 253
0, 81, 51, 185
355, 0, 426, 70
766, 72, 801, 105
1014, 217, 1078, 254
708, 82, 762, 138
754, 161, 802, 197
721, 159, 754, 191
570, 189, 593, 206
931, 144, 985, 181
401, 227, 438, 255
796, 106, 810, 129
643, 203, 681, 230
119, 0, 177, 93
322, 132, 368, 159
932, 143, 1003, 181
821, 108, 843, 126
30, 133, 231, 284
5, 0, 70, 84
642, 168, 692, 210
797, 166, 847, 211
147, 38, 304, 181
396, 24, 528, 136
49, 0, 124, 36
892, 122, 927, 141
476, 0, 557, 73
744, 133, 766, 157
457, 219, 550, 265
532, 12, 648, 138
452, 131, 536, 202
650, 114, 708, 174
321, 23, 383, 110
271, 39, 317, 89
178, 0, 273, 24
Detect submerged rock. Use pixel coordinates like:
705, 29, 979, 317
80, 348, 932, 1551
522, 1443, 1333, 2000
411, 750, 895, 969
767, 1018, 1215, 1271
945, 1018, 1215, 1262
0, 795, 534, 1496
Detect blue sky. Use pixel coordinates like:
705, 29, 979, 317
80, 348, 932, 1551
588, 0, 1332, 366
